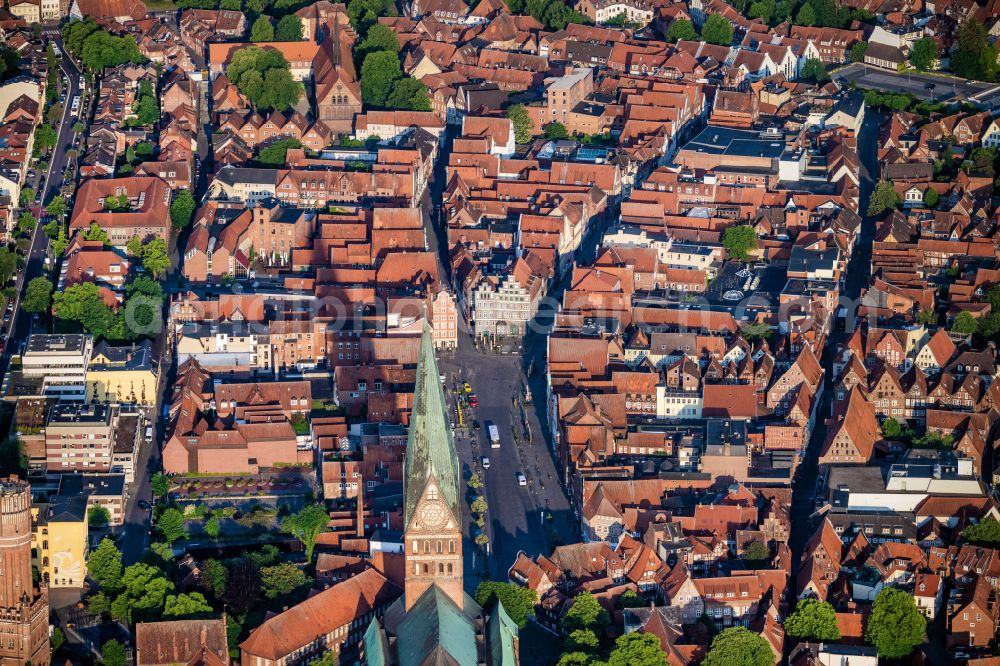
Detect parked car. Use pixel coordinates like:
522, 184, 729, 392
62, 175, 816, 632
516, 472, 526, 486
481, 456, 490, 469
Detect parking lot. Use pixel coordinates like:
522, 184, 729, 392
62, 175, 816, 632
439, 329, 576, 583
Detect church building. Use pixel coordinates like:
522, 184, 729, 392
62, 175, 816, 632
362, 325, 521, 665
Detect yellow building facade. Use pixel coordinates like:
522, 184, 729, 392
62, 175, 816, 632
31, 498, 88, 590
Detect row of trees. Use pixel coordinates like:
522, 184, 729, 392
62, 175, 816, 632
664, 15, 732, 45
505, 0, 590, 31
731, 0, 872, 29
250, 14, 305, 42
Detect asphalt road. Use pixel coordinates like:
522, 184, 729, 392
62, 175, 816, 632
439, 329, 575, 585
0, 38, 79, 380
833, 62, 994, 103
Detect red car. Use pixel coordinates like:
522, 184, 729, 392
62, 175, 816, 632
468, 395, 478, 407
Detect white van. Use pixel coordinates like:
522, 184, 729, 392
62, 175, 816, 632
145, 426, 153, 442
516, 472, 526, 486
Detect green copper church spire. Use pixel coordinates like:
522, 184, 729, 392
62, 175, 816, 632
403, 323, 460, 528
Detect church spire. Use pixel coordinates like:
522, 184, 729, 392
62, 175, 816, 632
403, 323, 460, 529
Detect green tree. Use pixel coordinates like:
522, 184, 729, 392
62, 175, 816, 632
702, 627, 775, 666
157, 507, 188, 543
556, 653, 595, 666
358, 23, 401, 58
251, 15, 275, 41
506, 104, 534, 144
722, 224, 758, 260
666, 18, 696, 41
910, 37, 937, 71
743, 540, 770, 563
849, 40, 868, 63
88, 537, 123, 590
83, 221, 111, 243
544, 121, 569, 140
115, 563, 175, 621
127, 235, 144, 257
980, 312, 1000, 339
360, 50, 402, 107
151, 471, 170, 499
785, 598, 840, 642
617, 589, 645, 608
170, 189, 197, 229
701, 14, 733, 45
204, 516, 221, 538
35, 124, 57, 152
200, 559, 228, 600
962, 517, 1000, 547
387, 77, 431, 111
952, 20, 999, 82
261, 562, 308, 599
951, 311, 979, 336
51, 627, 65, 653
163, 592, 215, 618
566, 628, 600, 651
881, 416, 903, 440
23, 277, 53, 314
474, 581, 538, 629
281, 505, 329, 562
747, 0, 775, 23
19, 187, 34, 207
17, 211, 36, 235
867, 180, 900, 217
607, 633, 668, 666
256, 138, 303, 165
275, 14, 304, 40
471, 495, 488, 515
227, 46, 304, 111
795, 2, 815, 25
224, 559, 262, 615
562, 591, 610, 633
923, 187, 939, 208
102, 639, 126, 666
866, 587, 926, 659
916, 309, 937, 326
53, 282, 117, 338
45, 195, 66, 218
141, 237, 171, 278
0, 438, 25, 477
800, 57, 828, 83
467, 473, 483, 490
88, 505, 111, 528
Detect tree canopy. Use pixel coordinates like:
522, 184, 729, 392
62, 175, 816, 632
951, 311, 979, 336
62, 19, 144, 72
474, 581, 538, 629
163, 592, 215, 619
722, 224, 758, 261
667, 18, 697, 42
702, 627, 775, 666
867, 180, 901, 217
701, 14, 733, 46
562, 591, 610, 633
360, 50, 402, 107
951, 20, 999, 82
251, 15, 275, 41
275, 15, 305, 41
53, 282, 117, 339
865, 587, 926, 660
23, 276, 53, 314
962, 517, 1000, 547
281, 505, 329, 562
910, 38, 938, 72
784, 598, 840, 642
800, 58, 828, 83
88, 537, 123, 590
170, 189, 196, 230
607, 633, 668, 666
227, 46, 304, 111
506, 104, 534, 144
